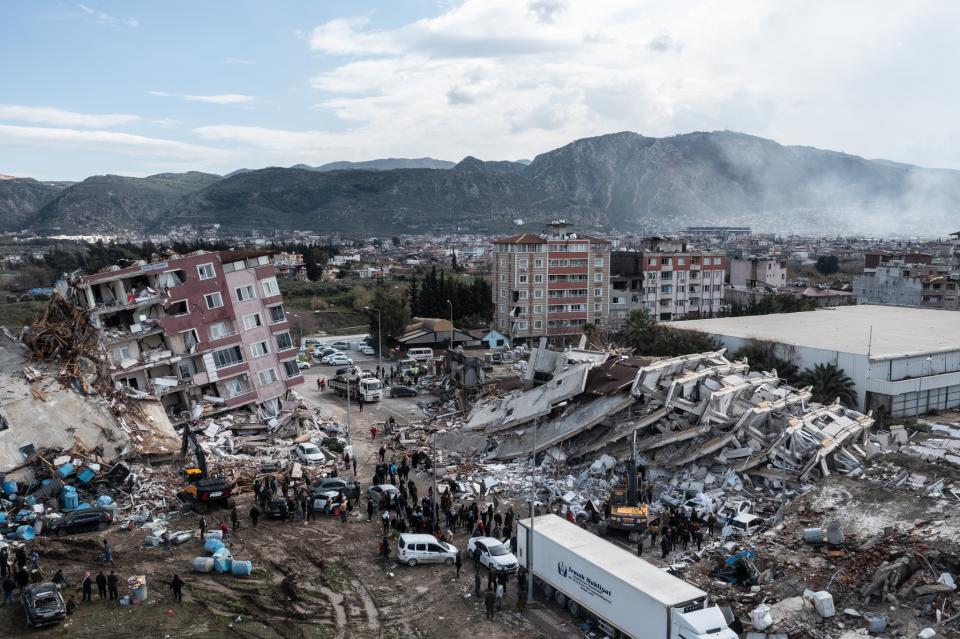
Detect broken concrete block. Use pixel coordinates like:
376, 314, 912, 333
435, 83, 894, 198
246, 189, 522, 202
937, 572, 956, 590
749, 603, 773, 630
917, 629, 935, 639
812, 591, 835, 618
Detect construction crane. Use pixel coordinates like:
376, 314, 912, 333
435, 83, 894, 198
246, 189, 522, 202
177, 424, 235, 513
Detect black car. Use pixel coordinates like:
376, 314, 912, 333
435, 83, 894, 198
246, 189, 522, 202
21, 583, 66, 627
312, 477, 360, 500
47, 507, 113, 536
389, 385, 418, 398
264, 498, 290, 520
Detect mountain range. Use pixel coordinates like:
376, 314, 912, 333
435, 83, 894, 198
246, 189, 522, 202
2, 131, 957, 236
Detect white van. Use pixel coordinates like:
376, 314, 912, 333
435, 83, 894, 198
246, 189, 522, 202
406, 347, 434, 362
397, 533, 458, 567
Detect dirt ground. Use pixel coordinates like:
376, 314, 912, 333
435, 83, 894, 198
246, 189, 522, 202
0, 365, 580, 639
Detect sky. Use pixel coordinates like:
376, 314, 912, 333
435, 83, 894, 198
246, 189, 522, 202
2, 0, 959, 180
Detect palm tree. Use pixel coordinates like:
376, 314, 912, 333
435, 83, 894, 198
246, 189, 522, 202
622, 308, 656, 350
797, 363, 857, 406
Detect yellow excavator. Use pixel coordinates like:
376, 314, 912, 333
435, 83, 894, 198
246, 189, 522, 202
178, 424, 235, 513
606, 432, 650, 533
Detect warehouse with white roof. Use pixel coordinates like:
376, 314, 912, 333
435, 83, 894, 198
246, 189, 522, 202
667, 305, 960, 417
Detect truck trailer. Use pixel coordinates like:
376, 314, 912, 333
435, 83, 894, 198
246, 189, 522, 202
517, 514, 737, 639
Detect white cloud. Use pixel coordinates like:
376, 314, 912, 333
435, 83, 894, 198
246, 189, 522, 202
77, 3, 138, 28
225, 57, 257, 65
0, 104, 139, 128
150, 91, 255, 104
0, 124, 232, 162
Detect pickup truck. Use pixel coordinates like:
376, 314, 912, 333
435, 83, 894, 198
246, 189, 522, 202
518, 514, 737, 639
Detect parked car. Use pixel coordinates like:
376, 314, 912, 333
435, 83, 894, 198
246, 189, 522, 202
320, 351, 344, 364
310, 490, 346, 512
368, 484, 399, 506
313, 477, 360, 500
327, 355, 353, 366
466, 536, 519, 573
294, 443, 325, 464
47, 507, 113, 536
397, 533, 458, 567
297, 359, 312, 369
331, 341, 351, 351
314, 347, 339, 359
389, 385, 418, 398
264, 498, 290, 520
21, 583, 66, 628
358, 344, 375, 356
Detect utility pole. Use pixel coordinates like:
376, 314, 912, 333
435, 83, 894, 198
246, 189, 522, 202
345, 377, 352, 446
527, 417, 537, 603
364, 306, 383, 374
446, 299, 454, 351
431, 431, 439, 525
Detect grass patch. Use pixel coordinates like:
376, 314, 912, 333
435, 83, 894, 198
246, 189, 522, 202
0, 300, 47, 330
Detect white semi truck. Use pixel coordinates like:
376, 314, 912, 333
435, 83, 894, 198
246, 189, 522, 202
518, 514, 737, 639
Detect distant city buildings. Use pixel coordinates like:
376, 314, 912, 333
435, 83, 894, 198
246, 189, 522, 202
854, 261, 960, 310
77, 250, 303, 424
729, 257, 787, 289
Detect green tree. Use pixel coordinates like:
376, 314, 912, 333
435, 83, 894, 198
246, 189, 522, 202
370, 285, 411, 340
797, 363, 857, 406
621, 309, 657, 351
619, 308, 719, 356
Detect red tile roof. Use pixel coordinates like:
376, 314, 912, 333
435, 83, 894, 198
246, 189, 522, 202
493, 233, 544, 244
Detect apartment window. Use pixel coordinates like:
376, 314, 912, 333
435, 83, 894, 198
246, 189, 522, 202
112, 344, 133, 362
208, 320, 233, 340
283, 360, 300, 378
594, 303, 603, 311
660, 271, 672, 279
268, 305, 286, 324
169, 300, 189, 316
594, 273, 602, 282
499, 274, 506, 283
258, 368, 278, 386
197, 263, 215, 280
518, 290, 528, 299
648, 258, 657, 266
518, 275, 528, 284
223, 375, 251, 398
516, 321, 528, 330
534, 305, 543, 314
260, 276, 280, 297
204, 292, 223, 309
678, 258, 686, 265
499, 304, 507, 313
243, 313, 263, 330
235, 284, 256, 302
534, 259, 544, 267
499, 259, 507, 268
690, 271, 699, 279
661, 285, 672, 294
594, 258, 603, 267
534, 274, 543, 283
612, 296, 625, 304
212, 345, 243, 369
275, 332, 294, 351
714, 284, 722, 291
251, 341, 270, 358
534, 289, 544, 298
594, 287, 602, 297
519, 259, 529, 268
499, 290, 507, 298
661, 257, 671, 265
534, 320, 543, 329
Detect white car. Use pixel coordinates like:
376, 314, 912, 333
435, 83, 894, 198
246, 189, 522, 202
725, 513, 767, 537
397, 533, 458, 567
327, 355, 353, 366
294, 443, 325, 464
297, 360, 312, 369
320, 351, 344, 364
358, 344, 375, 356
466, 536, 519, 573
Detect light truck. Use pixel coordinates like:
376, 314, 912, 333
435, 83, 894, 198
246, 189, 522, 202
517, 514, 737, 639
328, 368, 383, 402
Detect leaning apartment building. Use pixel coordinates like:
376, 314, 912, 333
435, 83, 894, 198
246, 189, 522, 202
76, 250, 304, 425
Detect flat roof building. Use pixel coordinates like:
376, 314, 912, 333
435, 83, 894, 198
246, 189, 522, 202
667, 305, 960, 417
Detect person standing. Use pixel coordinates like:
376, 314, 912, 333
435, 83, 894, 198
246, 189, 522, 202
249, 504, 260, 527
352, 457, 358, 477
231, 506, 241, 532
96, 571, 107, 599
637, 535, 644, 556
661, 534, 671, 559
474, 571, 481, 598
1, 574, 14, 606
358, 395, 364, 412
107, 571, 119, 600
81, 572, 93, 602
484, 586, 496, 619
102, 540, 115, 567
170, 574, 184, 603
15, 566, 29, 593
455, 552, 462, 578
199, 516, 207, 542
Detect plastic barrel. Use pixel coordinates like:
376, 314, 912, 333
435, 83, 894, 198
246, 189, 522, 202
0, 513, 6, 525
205, 530, 223, 541
61, 486, 78, 510
76, 502, 91, 510
2, 479, 16, 495
230, 560, 252, 576
214, 557, 233, 573
803, 527, 825, 544
192, 557, 215, 573
212, 547, 232, 560
77, 468, 96, 483
203, 539, 225, 554
96, 495, 114, 507
56, 463, 75, 479
16, 525, 35, 540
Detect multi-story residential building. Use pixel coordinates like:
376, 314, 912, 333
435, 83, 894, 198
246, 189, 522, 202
78, 250, 303, 424
608, 237, 727, 327
729, 257, 787, 289
271, 252, 307, 280
491, 222, 610, 341
853, 261, 960, 310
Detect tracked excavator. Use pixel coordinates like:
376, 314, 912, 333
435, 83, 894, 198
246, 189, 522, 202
177, 424, 235, 513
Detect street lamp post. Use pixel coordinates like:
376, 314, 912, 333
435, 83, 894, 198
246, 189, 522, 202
432, 432, 439, 527
527, 416, 537, 603
364, 306, 383, 374
446, 299, 453, 351
345, 379, 352, 447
